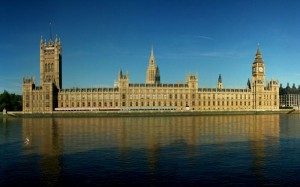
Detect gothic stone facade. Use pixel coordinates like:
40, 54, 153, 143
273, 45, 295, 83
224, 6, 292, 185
23, 36, 279, 113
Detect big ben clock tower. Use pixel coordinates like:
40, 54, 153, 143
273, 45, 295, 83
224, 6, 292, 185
252, 47, 265, 109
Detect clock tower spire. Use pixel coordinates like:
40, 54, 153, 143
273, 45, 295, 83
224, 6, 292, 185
251, 46, 265, 109
252, 46, 265, 82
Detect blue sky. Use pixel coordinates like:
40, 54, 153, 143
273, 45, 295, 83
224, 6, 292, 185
1, 0, 300, 94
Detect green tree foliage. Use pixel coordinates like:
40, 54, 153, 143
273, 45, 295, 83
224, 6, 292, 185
0, 90, 22, 111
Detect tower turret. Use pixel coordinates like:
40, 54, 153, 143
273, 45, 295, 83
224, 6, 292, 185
118, 70, 129, 89
217, 74, 223, 89
247, 78, 251, 89
186, 72, 198, 89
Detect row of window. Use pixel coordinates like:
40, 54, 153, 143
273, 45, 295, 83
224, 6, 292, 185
62, 101, 118, 108
59, 91, 279, 101
59, 93, 257, 100
61, 94, 119, 100
45, 63, 54, 72
280, 95, 300, 106
31, 94, 50, 100
60, 100, 277, 108
25, 102, 50, 108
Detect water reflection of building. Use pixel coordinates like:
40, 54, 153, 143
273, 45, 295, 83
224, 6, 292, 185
280, 114, 300, 139
22, 118, 63, 186
22, 116, 280, 152
21, 115, 280, 180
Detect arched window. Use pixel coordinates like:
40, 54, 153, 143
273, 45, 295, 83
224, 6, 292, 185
48, 64, 50, 72
45, 64, 47, 72
51, 63, 54, 72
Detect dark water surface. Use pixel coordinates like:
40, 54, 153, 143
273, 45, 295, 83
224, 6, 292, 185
1, 114, 300, 186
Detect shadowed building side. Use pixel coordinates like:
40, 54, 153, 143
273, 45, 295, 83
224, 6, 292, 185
279, 83, 300, 108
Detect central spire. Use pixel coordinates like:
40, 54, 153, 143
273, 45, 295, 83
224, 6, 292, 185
146, 47, 160, 84
149, 47, 156, 66
151, 46, 154, 56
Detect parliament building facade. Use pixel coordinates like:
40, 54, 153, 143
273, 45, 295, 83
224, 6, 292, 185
22, 35, 279, 113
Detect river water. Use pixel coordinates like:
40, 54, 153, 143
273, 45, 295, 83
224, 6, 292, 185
1, 114, 300, 186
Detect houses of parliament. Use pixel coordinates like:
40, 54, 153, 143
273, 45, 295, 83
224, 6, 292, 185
22, 35, 279, 113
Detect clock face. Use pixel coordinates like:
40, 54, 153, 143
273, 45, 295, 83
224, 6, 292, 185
259, 67, 263, 72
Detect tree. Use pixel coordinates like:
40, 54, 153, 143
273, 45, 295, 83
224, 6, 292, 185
0, 90, 22, 111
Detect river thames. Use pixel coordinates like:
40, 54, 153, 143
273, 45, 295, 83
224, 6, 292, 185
1, 114, 300, 186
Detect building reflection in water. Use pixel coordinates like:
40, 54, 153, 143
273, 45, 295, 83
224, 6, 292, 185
21, 115, 280, 181
22, 118, 63, 186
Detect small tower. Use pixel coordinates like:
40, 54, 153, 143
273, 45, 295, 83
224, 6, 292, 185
217, 74, 223, 89
146, 47, 160, 84
186, 72, 198, 89
22, 76, 36, 112
117, 70, 129, 89
155, 66, 160, 84
247, 78, 251, 89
